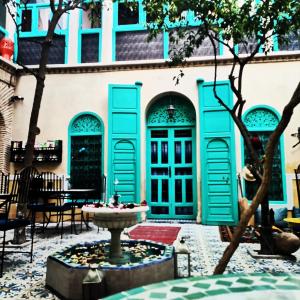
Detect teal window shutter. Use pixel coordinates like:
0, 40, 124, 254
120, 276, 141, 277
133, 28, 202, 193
108, 82, 141, 203
198, 80, 238, 225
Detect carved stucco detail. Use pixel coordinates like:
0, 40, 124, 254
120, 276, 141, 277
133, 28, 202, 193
71, 115, 102, 133
244, 108, 279, 129
147, 98, 196, 125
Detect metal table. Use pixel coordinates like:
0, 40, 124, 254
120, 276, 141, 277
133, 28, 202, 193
29, 189, 96, 234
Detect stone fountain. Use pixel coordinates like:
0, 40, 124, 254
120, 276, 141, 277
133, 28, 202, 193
83, 205, 149, 264
46, 205, 175, 299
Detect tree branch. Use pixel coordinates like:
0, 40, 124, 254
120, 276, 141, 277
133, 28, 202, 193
206, 29, 231, 112
214, 81, 300, 274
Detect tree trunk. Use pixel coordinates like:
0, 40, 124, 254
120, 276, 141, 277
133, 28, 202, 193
214, 82, 300, 274
12, 12, 61, 244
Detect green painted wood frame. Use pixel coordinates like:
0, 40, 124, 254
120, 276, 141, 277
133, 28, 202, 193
198, 79, 238, 225
67, 111, 104, 178
241, 105, 287, 204
107, 82, 141, 203
146, 127, 197, 219
146, 95, 197, 219
15, 2, 70, 63
78, 0, 102, 63
112, 0, 223, 61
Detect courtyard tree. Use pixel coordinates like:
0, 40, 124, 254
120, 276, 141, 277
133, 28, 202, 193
2, 0, 102, 243
141, 0, 300, 274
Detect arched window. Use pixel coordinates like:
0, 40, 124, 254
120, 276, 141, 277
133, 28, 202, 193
69, 112, 104, 198
243, 106, 286, 203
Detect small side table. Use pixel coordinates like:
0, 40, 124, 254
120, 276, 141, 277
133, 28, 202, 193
283, 217, 300, 232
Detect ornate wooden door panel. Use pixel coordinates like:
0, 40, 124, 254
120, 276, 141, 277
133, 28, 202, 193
146, 96, 197, 220
69, 113, 103, 198
198, 80, 238, 225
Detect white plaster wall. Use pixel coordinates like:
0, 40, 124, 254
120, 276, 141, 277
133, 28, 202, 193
12, 59, 300, 210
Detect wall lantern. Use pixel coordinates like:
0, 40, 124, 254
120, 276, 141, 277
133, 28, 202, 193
167, 104, 175, 119
9, 95, 24, 103
291, 127, 300, 148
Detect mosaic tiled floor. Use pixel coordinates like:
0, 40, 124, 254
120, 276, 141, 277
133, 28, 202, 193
0, 222, 299, 299
104, 273, 300, 300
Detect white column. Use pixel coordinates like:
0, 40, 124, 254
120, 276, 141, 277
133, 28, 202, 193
67, 10, 80, 65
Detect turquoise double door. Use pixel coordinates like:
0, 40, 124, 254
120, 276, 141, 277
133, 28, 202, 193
147, 127, 197, 219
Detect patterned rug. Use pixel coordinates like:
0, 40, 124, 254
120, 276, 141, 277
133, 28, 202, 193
0, 222, 299, 299
128, 225, 181, 244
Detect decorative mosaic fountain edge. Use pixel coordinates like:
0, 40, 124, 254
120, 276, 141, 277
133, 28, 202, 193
46, 239, 175, 300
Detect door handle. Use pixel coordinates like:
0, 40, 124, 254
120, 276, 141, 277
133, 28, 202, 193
168, 166, 171, 177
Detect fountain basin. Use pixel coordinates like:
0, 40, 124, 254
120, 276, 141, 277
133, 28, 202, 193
82, 205, 149, 264
83, 205, 149, 228
46, 240, 174, 300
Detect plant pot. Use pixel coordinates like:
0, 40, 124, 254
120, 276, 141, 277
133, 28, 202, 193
0, 37, 14, 60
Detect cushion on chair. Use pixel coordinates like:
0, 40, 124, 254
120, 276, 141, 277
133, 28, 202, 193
274, 208, 288, 228
28, 203, 55, 212
28, 202, 72, 212
292, 207, 300, 218
255, 207, 288, 228
0, 218, 30, 230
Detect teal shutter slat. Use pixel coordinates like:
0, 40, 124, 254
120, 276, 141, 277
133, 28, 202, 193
198, 80, 238, 225
108, 83, 141, 203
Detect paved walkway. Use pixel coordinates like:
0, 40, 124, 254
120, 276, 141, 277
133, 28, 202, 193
0, 222, 299, 299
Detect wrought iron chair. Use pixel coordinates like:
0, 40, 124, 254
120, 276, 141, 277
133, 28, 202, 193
0, 168, 35, 277
28, 172, 73, 238
0, 171, 9, 194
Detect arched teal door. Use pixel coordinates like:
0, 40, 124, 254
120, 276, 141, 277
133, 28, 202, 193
68, 112, 104, 198
146, 96, 197, 219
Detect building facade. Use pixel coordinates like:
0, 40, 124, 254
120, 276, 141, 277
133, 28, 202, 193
1, 0, 300, 224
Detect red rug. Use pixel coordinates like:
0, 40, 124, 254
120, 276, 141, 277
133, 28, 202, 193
128, 225, 181, 245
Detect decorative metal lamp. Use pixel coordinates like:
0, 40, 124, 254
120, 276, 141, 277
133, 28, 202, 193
291, 127, 300, 148
113, 178, 120, 206
174, 237, 191, 278
167, 104, 175, 118
9, 96, 24, 103
82, 264, 106, 299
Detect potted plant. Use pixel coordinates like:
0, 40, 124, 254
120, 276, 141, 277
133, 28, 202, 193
0, 37, 14, 60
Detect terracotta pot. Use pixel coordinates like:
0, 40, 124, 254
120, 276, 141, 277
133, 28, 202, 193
0, 37, 14, 60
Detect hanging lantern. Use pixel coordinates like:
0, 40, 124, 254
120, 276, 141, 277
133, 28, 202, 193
167, 104, 175, 118
0, 37, 14, 60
